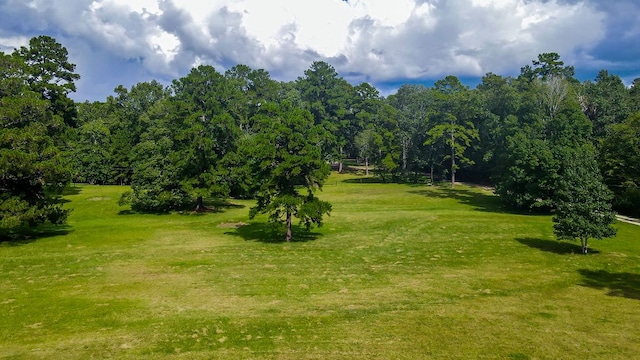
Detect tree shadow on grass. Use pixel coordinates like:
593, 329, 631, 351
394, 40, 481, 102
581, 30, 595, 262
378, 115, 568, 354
61, 186, 83, 196
341, 176, 385, 184
0, 225, 72, 246
578, 269, 640, 300
224, 222, 321, 243
118, 200, 245, 216
333, 164, 367, 175
178, 200, 246, 216
516, 238, 600, 255
409, 186, 506, 213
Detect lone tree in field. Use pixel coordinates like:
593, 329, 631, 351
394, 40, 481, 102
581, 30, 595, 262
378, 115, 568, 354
553, 147, 616, 254
244, 101, 332, 242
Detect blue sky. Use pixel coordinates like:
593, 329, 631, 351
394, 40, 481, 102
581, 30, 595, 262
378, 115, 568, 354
1, 0, 638, 101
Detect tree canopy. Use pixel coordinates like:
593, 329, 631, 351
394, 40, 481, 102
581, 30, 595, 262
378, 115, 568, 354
235, 101, 332, 241
1, 37, 79, 232
553, 146, 617, 254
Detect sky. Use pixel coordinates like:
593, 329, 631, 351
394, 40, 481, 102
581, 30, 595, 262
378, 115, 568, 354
0, 0, 639, 101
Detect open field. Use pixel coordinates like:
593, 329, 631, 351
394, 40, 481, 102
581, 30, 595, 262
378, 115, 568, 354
1, 172, 639, 359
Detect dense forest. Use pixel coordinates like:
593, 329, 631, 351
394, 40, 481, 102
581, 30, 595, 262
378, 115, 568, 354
2, 36, 639, 234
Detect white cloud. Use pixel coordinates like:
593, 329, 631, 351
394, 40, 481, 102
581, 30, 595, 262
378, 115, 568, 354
358, 0, 605, 80
0, 35, 29, 52
0, 0, 619, 100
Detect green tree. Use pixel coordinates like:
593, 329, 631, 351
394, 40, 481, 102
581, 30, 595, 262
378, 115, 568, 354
475, 73, 521, 182
599, 112, 640, 216
495, 54, 591, 211
387, 84, 432, 176
73, 118, 112, 184
579, 70, 631, 139
495, 133, 559, 209
342, 82, 379, 172
296, 61, 350, 163
372, 103, 400, 181
495, 105, 591, 211
224, 64, 279, 131
71, 101, 111, 183
354, 127, 381, 176
123, 67, 239, 212
553, 146, 617, 254
122, 103, 190, 212
0, 53, 71, 231
630, 78, 640, 112
171, 66, 240, 210
14, 35, 80, 127
106, 80, 169, 184
425, 76, 479, 187
520, 52, 575, 82
243, 101, 332, 242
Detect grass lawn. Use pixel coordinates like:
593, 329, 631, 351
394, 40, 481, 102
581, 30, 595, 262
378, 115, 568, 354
1, 172, 639, 359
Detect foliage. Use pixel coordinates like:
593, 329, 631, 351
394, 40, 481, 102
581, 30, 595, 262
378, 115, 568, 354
579, 70, 632, 139
424, 76, 480, 187
553, 146, 617, 254
0, 39, 77, 231
122, 106, 191, 212
520, 52, 575, 81
242, 101, 332, 241
224, 64, 280, 130
171, 66, 241, 209
71, 118, 112, 184
296, 61, 351, 164
599, 112, 640, 215
495, 133, 559, 210
387, 84, 433, 175
117, 67, 243, 212
493, 55, 595, 211
354, 127, 381, 176
0, 92, 72, 228
14, 35, 81, 126
473, 73, 522, 181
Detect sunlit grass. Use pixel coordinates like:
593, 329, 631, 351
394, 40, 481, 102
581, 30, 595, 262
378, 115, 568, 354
1, 173, 639, 359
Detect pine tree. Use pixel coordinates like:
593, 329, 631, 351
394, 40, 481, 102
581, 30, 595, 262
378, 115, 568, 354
242, 101, 332, 242
0, 52, 72, 231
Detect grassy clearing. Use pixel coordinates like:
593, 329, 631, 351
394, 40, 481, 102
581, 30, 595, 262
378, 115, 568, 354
1, 173, 639, 359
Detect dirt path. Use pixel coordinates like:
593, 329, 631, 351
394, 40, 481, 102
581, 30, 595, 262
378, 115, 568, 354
617, 215, 640, 226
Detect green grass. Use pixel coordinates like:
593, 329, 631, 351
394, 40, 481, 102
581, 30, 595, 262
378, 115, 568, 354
1, 173, 639, 359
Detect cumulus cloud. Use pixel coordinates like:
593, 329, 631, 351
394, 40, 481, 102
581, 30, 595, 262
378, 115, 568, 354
342, 0, 605, 83
575, 0, 640, 73
0, 0, 636, 100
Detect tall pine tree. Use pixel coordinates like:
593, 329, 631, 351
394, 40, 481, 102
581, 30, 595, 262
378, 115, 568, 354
1, 45, 76, 232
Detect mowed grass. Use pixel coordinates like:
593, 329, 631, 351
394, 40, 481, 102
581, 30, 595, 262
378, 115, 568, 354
1, 173, 639, 359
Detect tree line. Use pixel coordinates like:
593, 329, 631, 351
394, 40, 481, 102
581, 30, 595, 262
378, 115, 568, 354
2, 36, 638, 242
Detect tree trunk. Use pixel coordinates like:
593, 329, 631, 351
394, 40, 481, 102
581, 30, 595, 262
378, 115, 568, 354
581, 238, 588, 254
338, 146, 343, 173
401, 137, 408, 171
285, 211, 293, 242
430, 165, 434, 185
365, 157, 369, 176
195, 196, 205, 212
450, 131, 456, 188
